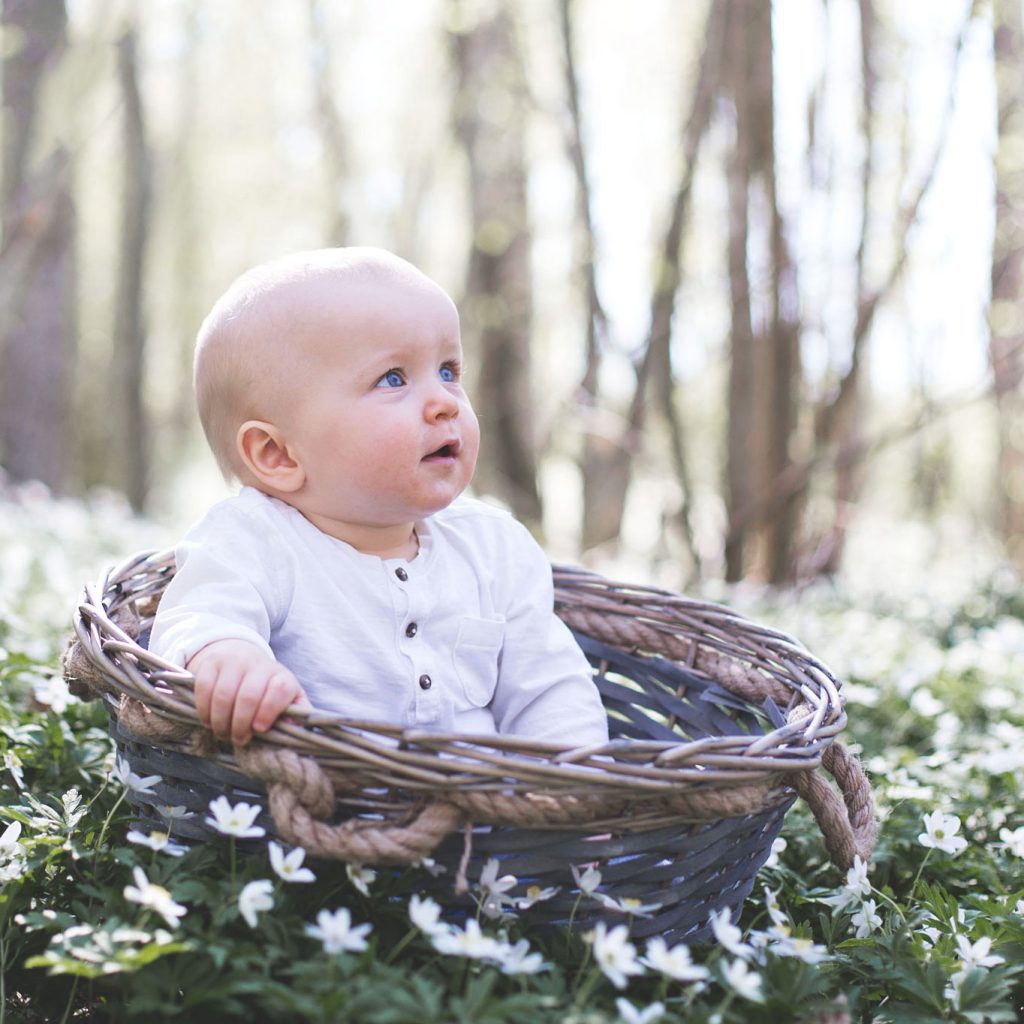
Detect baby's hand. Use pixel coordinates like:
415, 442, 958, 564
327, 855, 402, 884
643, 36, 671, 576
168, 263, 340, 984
187, 639, 311, 745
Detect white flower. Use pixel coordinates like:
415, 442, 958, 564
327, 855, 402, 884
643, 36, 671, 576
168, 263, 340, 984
269, 842, 316, 883
515, 884, 560, 909
238, 879, 274, 928
721, 957, 763, 1001
408, 894, 446, 936
571, 863, 602, 894
771, 935, 830, 964
346, 862, 376, 896
0, 857, 26, 883
615, 997, 665, 1024
479, 858, 517, 897
0, 820, 24, 857
918, 811, 967, 855
850, 899, 882, 938
709, 908, 753, 959
430, 918, 502, 960
640, 936, 709, 982
591, 892, 662, 918
205, 796, 266, 840
822, 855, 872, 910
126, 829, 188, 857
954, 935, 1004, 974
414, 857, 447, 877
305, 908, 372, 955
32, 676, 73, 712
123, 866, 187, 929
763, 837, 787, 869
157, 805, 194, 820
1015, 899, 1024, 916
113, 756, 162, 793
590, 921, 644, 990
4, 751, 24, 790
762, 887, 788, 928
999, 826, 1024, 858
498, 938, 548, 975
844, 856, 871, 897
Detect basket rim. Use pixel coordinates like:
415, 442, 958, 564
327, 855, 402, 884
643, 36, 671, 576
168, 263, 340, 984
68, 547, 846, 799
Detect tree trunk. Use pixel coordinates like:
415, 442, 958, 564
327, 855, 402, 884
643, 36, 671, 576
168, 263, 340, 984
991, 0, 1024, 564
0, 0, 74, 492
812, 0, 876, 577
307, 0, 350, 245
166, 1, 203, 464
723, 0, 756, 582
113, 27, 152, 512
575, 0, 722, 555
557, 0, 621, 550
449, 0, 541, 528
722, 0, 802, 583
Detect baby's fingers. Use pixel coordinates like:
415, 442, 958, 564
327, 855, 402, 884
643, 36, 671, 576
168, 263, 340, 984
206, 664, 247, 740
230, 671, 280, 746
193, 660, 231, 732
251, 672, 305, 735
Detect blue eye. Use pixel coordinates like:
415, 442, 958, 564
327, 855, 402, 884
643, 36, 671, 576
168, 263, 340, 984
439, 364, 457, 383
377, 369, 405, 388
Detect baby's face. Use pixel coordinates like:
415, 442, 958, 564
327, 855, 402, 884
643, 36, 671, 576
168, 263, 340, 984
277, 274, 480, 541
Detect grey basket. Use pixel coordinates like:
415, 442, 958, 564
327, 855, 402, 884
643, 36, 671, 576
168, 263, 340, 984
66, 550, 875, 943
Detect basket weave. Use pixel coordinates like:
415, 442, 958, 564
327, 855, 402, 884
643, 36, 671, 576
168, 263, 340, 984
64, 549, 875, 943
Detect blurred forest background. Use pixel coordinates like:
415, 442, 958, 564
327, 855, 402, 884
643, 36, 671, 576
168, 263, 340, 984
0, 0, 1020, 589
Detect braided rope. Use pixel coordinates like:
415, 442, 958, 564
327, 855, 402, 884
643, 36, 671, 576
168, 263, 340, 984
64, 549, 877, 870
234, 745, 463, 863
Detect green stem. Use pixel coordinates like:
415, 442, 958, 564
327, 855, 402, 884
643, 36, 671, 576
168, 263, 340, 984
230, 838, 237, 887
565, 892, 585, 958
869, 885, 906, 925
1, 926, 6, 1024
384, 926, 419, 966
571, 933, 592, 990
567, 891, 584, 932
59, 975, 80, 1024
909, 848, 933, 898
93, 787, 127, 857
573, 965, 602, 1006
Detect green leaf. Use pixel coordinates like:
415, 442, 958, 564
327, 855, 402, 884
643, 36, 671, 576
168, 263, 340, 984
954, 967, 1018, 1023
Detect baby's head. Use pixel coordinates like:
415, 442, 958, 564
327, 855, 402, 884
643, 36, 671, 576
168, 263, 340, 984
194, 247, 479, 551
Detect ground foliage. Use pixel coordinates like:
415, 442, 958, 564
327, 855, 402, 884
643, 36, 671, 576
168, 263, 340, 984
1, 485, 1024, 1022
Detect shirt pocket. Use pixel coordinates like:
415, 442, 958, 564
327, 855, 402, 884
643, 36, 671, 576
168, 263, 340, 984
452, 616, 505, 708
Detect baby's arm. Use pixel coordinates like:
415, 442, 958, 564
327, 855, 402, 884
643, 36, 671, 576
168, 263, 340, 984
149, 496, 309, 744
488, 521, 610, 747
188, 639, 310, 745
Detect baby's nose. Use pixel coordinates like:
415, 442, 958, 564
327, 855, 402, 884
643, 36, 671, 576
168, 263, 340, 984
424, 382, 459, 420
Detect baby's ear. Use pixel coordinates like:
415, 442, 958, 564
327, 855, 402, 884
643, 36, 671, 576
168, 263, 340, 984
236, 420, 305, 493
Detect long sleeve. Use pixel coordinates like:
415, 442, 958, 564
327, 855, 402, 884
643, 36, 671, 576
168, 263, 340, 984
486, 520, 609, 748
148, 498, 290, 669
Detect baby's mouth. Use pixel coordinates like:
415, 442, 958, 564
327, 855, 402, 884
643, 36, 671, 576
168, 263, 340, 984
424, 439, 461, 461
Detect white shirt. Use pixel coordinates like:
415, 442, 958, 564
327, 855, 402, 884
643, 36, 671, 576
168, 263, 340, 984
148, 487, 609, 746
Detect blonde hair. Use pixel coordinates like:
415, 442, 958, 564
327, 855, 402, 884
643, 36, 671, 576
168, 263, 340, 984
194, 247, 435, 480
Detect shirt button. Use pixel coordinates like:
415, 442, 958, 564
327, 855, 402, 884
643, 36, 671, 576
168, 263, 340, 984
418, 674, 432, 690
395, 567, 409, 581
405, 622, 418, 638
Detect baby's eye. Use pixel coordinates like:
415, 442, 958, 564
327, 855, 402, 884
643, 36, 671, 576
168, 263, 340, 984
439, 362, 460, 384
376, 369, 406, 388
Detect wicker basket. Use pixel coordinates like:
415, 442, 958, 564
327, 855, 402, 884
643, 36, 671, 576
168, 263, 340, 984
64, 549, 875, 943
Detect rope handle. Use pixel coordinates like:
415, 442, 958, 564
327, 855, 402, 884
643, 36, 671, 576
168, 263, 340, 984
234, 746, 462, 865
792, 741, 876, 871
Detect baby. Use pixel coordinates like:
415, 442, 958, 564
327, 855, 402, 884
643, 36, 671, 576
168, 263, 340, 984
149, 247, 609, 751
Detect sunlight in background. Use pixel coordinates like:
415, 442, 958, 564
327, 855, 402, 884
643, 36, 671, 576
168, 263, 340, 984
57, 0, 1009, 578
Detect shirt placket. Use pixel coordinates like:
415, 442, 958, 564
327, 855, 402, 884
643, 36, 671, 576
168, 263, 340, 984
390, 561, 443, 728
